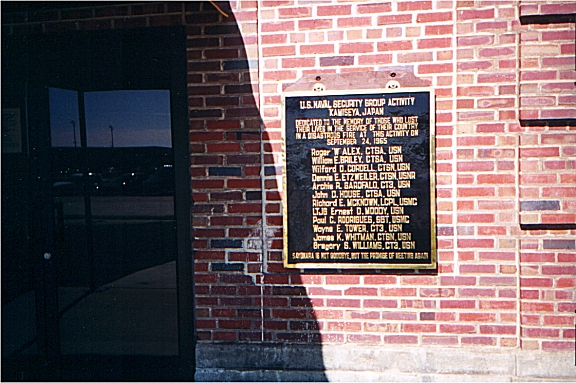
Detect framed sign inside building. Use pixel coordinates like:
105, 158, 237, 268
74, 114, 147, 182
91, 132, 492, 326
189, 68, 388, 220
282, 88, 436, 269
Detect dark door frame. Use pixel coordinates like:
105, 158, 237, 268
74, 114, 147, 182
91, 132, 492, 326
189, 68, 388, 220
3, 26, 195, 380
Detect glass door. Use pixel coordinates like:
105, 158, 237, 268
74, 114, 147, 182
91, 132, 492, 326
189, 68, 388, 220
2, 27, 193, 381
49, 88, 180, 377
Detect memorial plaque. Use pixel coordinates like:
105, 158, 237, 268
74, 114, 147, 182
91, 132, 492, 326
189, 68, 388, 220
282, 89, 436, 269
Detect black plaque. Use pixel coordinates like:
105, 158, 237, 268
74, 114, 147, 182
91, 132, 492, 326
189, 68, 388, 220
282, 89, 436, 269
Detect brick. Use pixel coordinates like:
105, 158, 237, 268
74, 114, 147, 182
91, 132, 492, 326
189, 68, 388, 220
272, 309, 307, 319
541, 3, 576, 15
418, 63, 453, 74
337, 17, 373, 28
380, 288, 416, 296
300, 44, 334, 55
401, 276, 436, 285
402, 323, 436, 332
481, 300, 515, 310
543, 239, 576, 249
477, 174, 515, 184
339, 42, 373, 54
540, 108, 576, 119
417, 38, 451, 49
420, 312, 436, 321
298, 19, 332, 30
457, 35, 493, 46
357, 3, 393, 14
558, 253, 576, 262
544, 316, 574, 326
320, 56, 354, 66
278, 7, 311, 18
348, 334, 381, 343
542, 265, 576, 275
476, 21, 508, 31
358, 54, 393, 65
317, 5, 351, 16
262, 45, 296, 56
344, 287, 378, 296
458, 213, 495, 223
417, 11, 452, 23
458, 9, 494, 20
262, 21, 294, 33
398, 1, 432, 11
542, 57, 576, 67
363, 299, 398, 308
440, 276, 476, 286
521, 302, 555, 313
384, 335, 418, 344
211, 239, 243, 249
227, 203, 261, 213
522, 328, 560, 338
476, 122, 506, 132
457, 86, 495, 97
458, 110, 494, 121
398, 52, 433, 63
542, 133, 576, 145
479, 277, 516, 286
457, 239, 495, 248
520, 147, 560, 158
440, 324, 475, 333
558, 303, 576, 312
460, 313, 495, 322
440, 300, 476, 309
423, 336, 458, 345
425, 25, 453, 35
364, 276, 397, 284
326, 275, 361, 284
480, 325, 516, 335
521, 96, 557, 107
458, 136, 496, 146
477, 72, 516, 83
542, 341, 574, 351
327, 299, 361, 308
477, 97, 516, 109
377, 41, 412, 51
478, 226, 507, 235
377, 14, 413, 25
521, 71, 558, 81
420, 288, 455, 297
282, 57, 316, 68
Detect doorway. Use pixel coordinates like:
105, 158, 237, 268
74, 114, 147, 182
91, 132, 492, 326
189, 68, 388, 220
2, 27, 194, 380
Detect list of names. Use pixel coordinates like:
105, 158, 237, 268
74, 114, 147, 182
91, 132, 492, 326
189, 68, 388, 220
285, 91, 434, 268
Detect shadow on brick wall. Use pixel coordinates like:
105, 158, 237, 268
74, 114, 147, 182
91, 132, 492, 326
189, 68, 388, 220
189, 2, 327, 381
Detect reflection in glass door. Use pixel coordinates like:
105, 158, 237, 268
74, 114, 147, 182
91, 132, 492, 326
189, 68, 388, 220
2, 26, 191, 381
49, 88, 179, 374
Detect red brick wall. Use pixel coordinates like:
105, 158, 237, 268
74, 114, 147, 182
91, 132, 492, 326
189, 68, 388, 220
3, 0, 575, 352
258, 0, 575, 351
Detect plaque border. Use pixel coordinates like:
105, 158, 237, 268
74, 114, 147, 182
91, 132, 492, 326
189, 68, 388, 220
281, 87, 436, 270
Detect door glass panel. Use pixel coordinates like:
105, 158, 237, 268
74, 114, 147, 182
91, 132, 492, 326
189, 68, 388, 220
49, 88, 91, 321
49, 88, 80, 148
49, 89, 178, 360
84, 90, 172, 148
1, 151, 37, 358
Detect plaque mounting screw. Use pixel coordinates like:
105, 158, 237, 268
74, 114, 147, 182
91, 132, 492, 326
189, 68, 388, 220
313, 76, 325, 92
386, 80, 401, 89
44, 252, 52, 260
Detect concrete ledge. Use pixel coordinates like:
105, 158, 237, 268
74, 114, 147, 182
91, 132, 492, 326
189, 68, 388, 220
196, 343, 576, 382
517, 351, 576, 379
